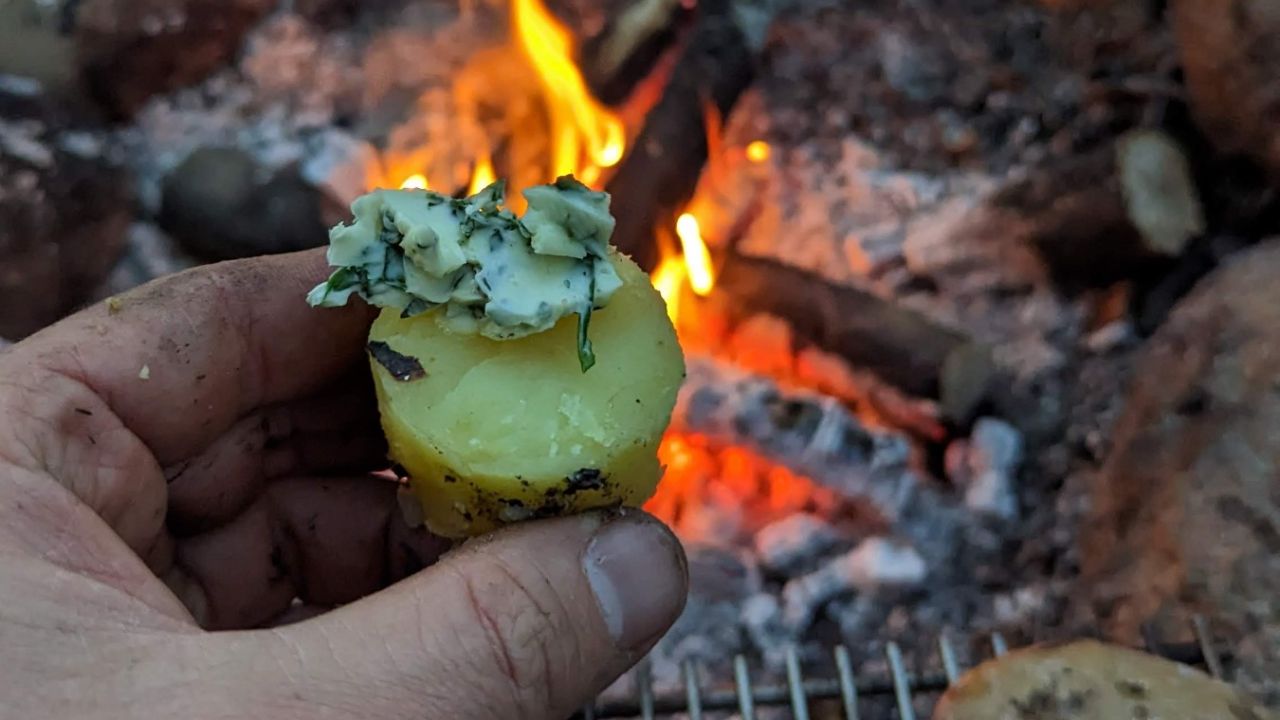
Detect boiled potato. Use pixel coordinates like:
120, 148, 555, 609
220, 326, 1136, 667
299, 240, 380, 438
368, 251, 685, 538
933, 639, 1276, 720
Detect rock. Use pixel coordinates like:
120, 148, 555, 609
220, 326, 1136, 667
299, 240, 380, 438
753, 513, 843, 576
159, 146, 329, 261
1080, 238, 1280, 705
0, 88, 131, 339
75, 0, 276, 118
934, 640, 1278, 720
1171, 0, 1280, 181
947, 418, 1023, 521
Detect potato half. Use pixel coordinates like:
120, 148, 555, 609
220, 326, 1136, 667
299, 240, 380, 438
368, 251, 685, 538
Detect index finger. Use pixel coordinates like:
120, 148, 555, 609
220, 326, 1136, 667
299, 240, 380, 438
9, 248, 374, 466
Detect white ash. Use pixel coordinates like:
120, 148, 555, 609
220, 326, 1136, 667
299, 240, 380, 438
753, 513, 843, 576
946, 418, 1024, 521
299, 128, 382, 207
781, 538, 926, 632
0, 74, 44, 97
676, 354, 999, 567
993, 584, 1049, 626
740, 593, 796, 669
0, 118, 54, 168
92, 223, 199, 300
640, 546, 761, 690
108, 5, 482, 215
1083, 319, 1137, 354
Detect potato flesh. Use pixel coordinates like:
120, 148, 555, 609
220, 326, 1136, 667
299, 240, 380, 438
369, 252, 684, 538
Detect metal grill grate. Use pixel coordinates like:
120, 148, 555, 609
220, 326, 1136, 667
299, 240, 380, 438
574, 615, 1229, 719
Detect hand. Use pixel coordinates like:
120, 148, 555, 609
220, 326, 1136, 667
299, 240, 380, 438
0, 250, 687, 719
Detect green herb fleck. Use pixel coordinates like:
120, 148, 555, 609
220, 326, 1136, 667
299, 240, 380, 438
577, 258, 597, 373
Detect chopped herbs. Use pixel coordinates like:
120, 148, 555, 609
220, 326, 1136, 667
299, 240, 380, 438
577, 257, 597, 373
367, 341, 427, 382
308, 175, 622, 373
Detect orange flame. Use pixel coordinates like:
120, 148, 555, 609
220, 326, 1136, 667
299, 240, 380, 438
746, 140, 771, 163
468, 154, 497, 196
676, 213, 716, 296
513, 0, 626, 184
400, 174, 429, 190
652, 254, 687, 324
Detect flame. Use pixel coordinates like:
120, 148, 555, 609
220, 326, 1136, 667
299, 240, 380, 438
469, 154, 497, 195
746, 140, 771, 163
652, 254, 687, 324
676, 213, 716, 296
400, 174, 429, 190
513, 0, 626, 183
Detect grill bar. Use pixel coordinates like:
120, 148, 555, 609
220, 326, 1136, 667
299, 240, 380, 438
833, 645, 860, 720
886, 642, 917, 720
785, 646, 812, 720
575, 615, 1228, 719
733, 654, 758, 720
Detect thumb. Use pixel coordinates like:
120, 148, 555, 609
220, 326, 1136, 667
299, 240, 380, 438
217, 509, 687, 720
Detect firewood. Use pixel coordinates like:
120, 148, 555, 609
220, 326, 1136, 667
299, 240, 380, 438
994, 129, 1203, 292
605, 0, 763, 271
711, 253, 997, 422
579, 0, 690, 106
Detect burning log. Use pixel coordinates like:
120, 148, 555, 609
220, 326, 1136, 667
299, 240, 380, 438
606, 0, 766, 270
709, 253, 998, 423
676, 356, 1000, 579
579, 0, 691, 106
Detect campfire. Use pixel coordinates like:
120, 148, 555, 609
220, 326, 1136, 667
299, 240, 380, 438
4, 0, 1280, 714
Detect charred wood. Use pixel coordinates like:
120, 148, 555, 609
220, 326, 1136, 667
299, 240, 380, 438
579, 0, 691, 106
994, 129, 1203, 294
606, 0, 761, 271
712, 253, 997, 423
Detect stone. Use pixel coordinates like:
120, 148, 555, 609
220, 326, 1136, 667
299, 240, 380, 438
0, 87, 131, 339
75, 0, 276, 118
753, 513, 843, 576
1080, 238, 1280, 705
159, 146, 329, 261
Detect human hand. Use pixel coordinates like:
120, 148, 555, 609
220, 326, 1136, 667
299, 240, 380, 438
0, 249, 688, 719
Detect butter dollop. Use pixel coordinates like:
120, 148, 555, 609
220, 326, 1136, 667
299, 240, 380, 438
307, 176, 623, 370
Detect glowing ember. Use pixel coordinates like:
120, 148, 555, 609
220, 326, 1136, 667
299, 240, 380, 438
513, 0, 626, 183
468, 154, 497, 195
645, 433, 843, 537
746, 140, 771, 163
676, 213, 716, 296
400, 174, 429, 190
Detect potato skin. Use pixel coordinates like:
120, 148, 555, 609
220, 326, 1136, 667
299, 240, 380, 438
933, 639, 1277, 720
368, 251, 684, 538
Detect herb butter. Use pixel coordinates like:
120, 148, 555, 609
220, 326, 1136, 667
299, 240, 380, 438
308, 175, 623, 371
